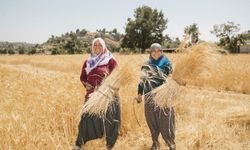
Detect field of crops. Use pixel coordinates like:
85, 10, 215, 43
0, 52, 249, 150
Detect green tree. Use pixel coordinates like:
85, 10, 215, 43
184, 23, 199, 45
96, 28, 107, 38
8, 49, 15, 55
18, 46, 25, 54
121, 6, 167, 53
28, 48, 36, 55
110, 28, 122, 41
211, 21, 246, 53
163, 35, 180, 48
0, 48, 7, 54
64, 33, 82, 54
80, 29, 87, 36
51, 47, 62, 55
6, 44, 15, 54
64, 40, 76, 54
76, 28, 80, 34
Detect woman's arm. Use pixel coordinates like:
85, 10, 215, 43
108, 58, 118, 73
137, 66, 146, 103
164, 59, 173, 76
138, 82, 144, 95
80, 61, 88, 86
137, 82, 144, 103
80, 61, 93, 90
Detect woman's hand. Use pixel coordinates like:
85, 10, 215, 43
83, 82, 92, 90
109, 85, 119, 96
136, 94, 143, 103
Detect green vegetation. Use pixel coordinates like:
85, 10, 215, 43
211, 21, 247, 53
121, 6, 167, 53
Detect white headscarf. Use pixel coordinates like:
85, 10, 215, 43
85, 38, 114, 74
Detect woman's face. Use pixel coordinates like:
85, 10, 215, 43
150, 48, 162, 60
92, 40, 103, 55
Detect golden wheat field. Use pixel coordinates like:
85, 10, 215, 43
0, 52, 250, 150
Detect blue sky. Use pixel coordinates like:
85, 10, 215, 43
0, 0, 249, 44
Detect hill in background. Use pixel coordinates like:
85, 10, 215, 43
0, 28, 121, 55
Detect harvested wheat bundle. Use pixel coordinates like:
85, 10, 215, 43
148, 42, 221, 108
81, 64, 133, 117
225, 112, 250, 128
139, 63, 181, 108
148, 77, 180, 108
173, 42, 220, 85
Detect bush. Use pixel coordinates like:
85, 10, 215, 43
8, 49, 15, 55
83, 42, 89, 48
51, 48, 62, 55
18, 48, 25, 54
80, 29, 87, 36
0, 48, 7, 54
86, 47, 91, 53
28, 49, 36, 55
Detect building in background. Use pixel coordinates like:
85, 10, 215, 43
240, 30, 250, 53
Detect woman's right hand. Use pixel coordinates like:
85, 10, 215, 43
136, 94, 143, 103
83, 82, 92, 90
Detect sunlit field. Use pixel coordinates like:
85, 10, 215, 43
0, 53, 249, 150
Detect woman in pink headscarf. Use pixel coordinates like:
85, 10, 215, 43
73, 38, 120, 150
80, 37, 117, 101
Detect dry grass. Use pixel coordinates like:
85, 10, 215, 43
0, 52, 250, 150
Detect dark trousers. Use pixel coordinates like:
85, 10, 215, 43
144, 96, 175, 148
75, 96, 120, 149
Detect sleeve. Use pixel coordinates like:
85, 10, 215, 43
108, 58, 118, 73
138, 65, 146, 95
80, 61, 88, 86
138, 82, 144, 95
164, 59, 173, 76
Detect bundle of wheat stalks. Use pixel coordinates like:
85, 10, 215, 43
81, 64, 133, 117
149, 77, 180, 108
150, 42, 221, 108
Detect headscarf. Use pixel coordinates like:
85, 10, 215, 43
85, 38, 114, 74
148, 43, 170, 71
150, 43, 162, 52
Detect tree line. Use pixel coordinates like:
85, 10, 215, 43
1, 6, 249, 55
